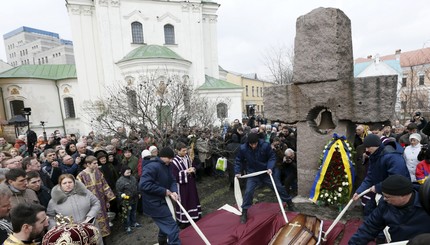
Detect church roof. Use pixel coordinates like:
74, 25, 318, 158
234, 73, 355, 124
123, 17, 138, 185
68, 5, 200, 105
118, 45, 188, 63
354, 59, 402, 77
355, 47, 430, 68
197, 75, 242, 90
218, 65, 227, 72
0, 64, 76, 80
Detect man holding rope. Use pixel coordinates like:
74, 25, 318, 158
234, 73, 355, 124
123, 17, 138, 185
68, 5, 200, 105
140, 147, 181, 245
234, 133, 295, 224
349, 175, 430, 244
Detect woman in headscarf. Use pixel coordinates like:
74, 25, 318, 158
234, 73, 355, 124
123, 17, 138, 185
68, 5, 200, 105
95, 148, 119, 214
404, 133, 422, 182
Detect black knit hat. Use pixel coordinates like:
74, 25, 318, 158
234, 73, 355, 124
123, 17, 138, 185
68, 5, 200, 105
159, 147, 175, 158
382, 175, 413, 196
248, 133, 259, 144
363, 134, 381, 147
120, 166, 131, 176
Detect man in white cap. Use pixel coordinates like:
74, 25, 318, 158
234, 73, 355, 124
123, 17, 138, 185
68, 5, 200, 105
149, 146, 158, 157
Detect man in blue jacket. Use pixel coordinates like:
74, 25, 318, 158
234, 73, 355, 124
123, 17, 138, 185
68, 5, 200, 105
140, 147, 180, 245
353, 134, 410, 218
349, 175, 430, 244
235, 133, 294, 224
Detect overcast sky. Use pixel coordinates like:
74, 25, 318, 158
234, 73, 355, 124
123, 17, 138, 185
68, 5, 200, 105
1, 0, 430, 79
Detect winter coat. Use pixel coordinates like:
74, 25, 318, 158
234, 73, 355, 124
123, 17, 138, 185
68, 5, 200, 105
196, 138, 210, 162
46, 181, 101, 229
0, 218, 12, 244
116, 175, 139, 204
349, 191, 430, 244
416, 159, 430, 184
234, 139, 276, 175
356, 142, 410, 194
0, 142, 13, 152
137, 157, 154, 177
60, 162, 79, 176
403, 143, 422, 182
13, 139, 25, 149
41, 161, 62, 186
99, 162, 119, 190
0, 183, 39, 209
226, 139, 241, 165
36, 185, 52, 208
139, 158, 177, 218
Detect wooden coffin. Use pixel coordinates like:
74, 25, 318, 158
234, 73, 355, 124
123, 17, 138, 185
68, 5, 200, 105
268, 214, 323, 245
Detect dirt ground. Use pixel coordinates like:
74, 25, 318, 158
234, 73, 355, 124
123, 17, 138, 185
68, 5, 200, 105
106, 174, 363, 245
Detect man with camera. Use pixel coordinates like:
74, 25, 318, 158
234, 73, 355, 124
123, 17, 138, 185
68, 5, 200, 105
411, 111, 427, 131
272, 137, 287, 183
71, 142, 94, 162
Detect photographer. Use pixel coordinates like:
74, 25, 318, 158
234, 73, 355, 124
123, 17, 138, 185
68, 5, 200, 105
71, 142, 93, 161
411, 111, 427, 131
271, 137, 288, 188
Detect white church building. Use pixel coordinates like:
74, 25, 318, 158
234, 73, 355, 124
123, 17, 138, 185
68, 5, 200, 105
0, 0, 242, 136
66, 0, 242, 132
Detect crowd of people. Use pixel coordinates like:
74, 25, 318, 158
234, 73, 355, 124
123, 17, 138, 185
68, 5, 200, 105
2, 112, 430, 244
0, 120, 298, 244
350, 112, 430, 244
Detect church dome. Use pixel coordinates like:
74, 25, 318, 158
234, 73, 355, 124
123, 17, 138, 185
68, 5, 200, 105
118, 45, 188, 63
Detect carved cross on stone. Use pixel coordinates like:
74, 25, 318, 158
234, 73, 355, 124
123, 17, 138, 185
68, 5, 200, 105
263, 7, 398, 196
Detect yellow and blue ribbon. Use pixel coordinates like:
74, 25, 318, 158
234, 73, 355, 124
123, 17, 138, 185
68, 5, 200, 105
309, 134, 355, 203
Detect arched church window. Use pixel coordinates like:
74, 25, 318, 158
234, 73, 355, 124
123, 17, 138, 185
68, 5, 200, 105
164, 24, 175, 45
10, 100, 24, 117
131, 22, 144, 44
63, 97, 76, 118
127, 89, 138, 111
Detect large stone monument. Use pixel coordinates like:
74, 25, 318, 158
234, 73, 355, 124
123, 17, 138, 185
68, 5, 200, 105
264, 7, 398, 196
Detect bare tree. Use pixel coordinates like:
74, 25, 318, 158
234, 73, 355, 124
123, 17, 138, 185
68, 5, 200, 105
261, 44, 294, 84
81, 68, 223, 146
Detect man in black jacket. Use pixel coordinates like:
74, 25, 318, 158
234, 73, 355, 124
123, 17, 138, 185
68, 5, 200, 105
26, 171, 51, 208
